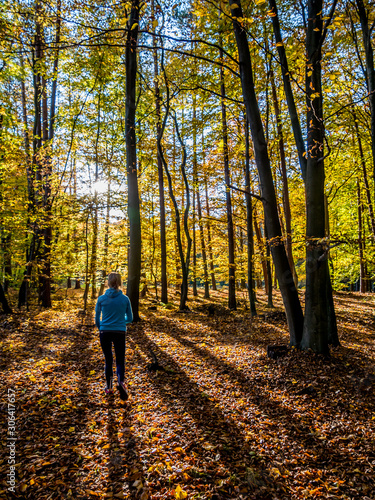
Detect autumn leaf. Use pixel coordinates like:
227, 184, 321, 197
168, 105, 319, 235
174, 485, 187, 499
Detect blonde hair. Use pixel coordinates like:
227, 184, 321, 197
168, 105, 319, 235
108, 272, 122, 289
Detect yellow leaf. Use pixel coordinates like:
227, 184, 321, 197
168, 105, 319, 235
69, 427, 75, 432
89, 370, 95, 375
175, 485, 187, 499
20, 484, 27, 492
131, 23, 138, 30
230, 3, 239, 8
292, 379, 298, 384
152, 19, 158, 28
276, 42, 283, 47
30, 479, 35, 485
255, 0, 266, 4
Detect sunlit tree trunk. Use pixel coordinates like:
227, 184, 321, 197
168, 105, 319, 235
357, 179, 367, 292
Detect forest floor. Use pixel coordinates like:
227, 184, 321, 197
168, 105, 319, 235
0, 288, 374, 500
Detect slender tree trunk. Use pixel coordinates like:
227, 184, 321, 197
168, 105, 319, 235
244, 118, 257, 315
229, 0, 303, 344
219, 38, 236, 310
353, 107, 375, 238
99, 181, 111, 297
204, 174, 216, 290
270, 66, 298, 287
357, 179, 367, 292
356, 0, 375, 199
192, 99, 198, 297
268, 0, 307, 181
197, 186, 209, 299
125, 0, 141, 321
253, 208, 269, 294
152, 0, 168, 304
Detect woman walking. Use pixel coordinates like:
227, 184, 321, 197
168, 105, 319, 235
95, 272, 133, 400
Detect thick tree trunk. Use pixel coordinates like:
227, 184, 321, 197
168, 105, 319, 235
229, 0, 303, 345
219, 41, 236, 310
301, 0, 337, 353
125, 0, 141, 321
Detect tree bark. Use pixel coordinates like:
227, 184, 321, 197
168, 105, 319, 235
197, 186, 210, 299
270, 66, 298, 287
125, 0, 141, 321
152, 0, 168, 304
219, 36, 236, 310
352, 106, 375, 239
301, 0, 337, 353
229, 0, 303, 345
192, 99, 198, 297
357, 179, 367, 292
244, 116, 256, 316
204, 174, 217, 290
268, 0, 307, 181
356, 0, 375, 199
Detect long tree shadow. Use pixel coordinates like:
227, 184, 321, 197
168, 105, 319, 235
129, 325, 279, 499
141, 315, 375, 497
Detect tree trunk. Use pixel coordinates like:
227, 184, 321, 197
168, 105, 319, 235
268, 0, 307, 181
229, 0, 303, 345
125, 0, 141, 321
99, 181, 111, 297
356, 0, 375, 199
192, 99, 198, 297
270, 65, 298, 287
357, 179, 367, 292
219, 37, 236, 310
244, 116, 256, 316
301, 0, 337, 353
253, 208, 269, 294
352, 106, 375, 238
152, 0, 168, 304
204, 174, 217, 290
197, 186, 210, 299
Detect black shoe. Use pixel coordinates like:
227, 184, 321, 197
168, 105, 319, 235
117, 382, 129, 401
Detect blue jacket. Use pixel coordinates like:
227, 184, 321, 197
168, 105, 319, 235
95, 289, 133, 331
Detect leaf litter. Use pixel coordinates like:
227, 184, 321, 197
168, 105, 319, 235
0, 290, 374, 499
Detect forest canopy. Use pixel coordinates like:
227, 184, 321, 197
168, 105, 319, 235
0, 0, 374, 353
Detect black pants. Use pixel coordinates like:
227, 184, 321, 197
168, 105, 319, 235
99, 330, 126, 387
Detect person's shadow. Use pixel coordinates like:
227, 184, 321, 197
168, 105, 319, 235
104, 395, 146, 498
